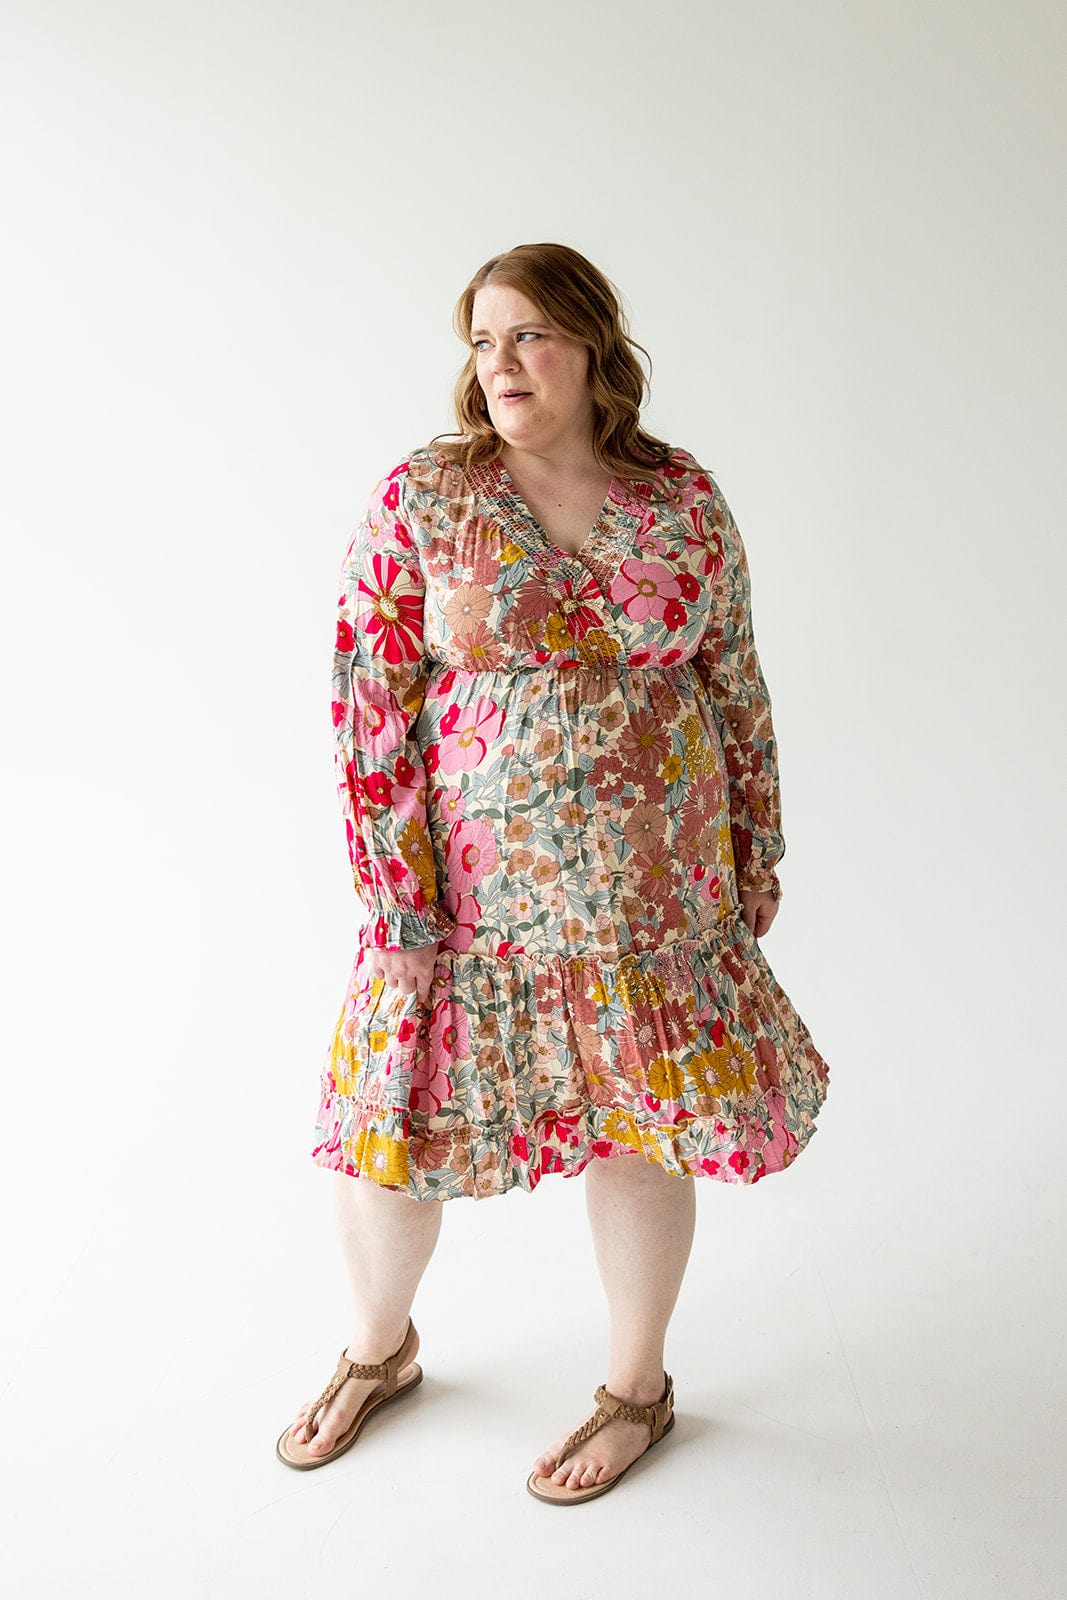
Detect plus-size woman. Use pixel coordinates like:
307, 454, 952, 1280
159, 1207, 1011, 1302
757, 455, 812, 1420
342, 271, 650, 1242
276, 242, 830, 1503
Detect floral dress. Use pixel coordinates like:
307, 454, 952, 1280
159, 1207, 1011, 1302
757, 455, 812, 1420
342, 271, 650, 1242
310, 441, 830, 1201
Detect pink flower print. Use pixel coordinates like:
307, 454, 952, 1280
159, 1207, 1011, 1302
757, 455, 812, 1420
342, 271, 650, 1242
457, 619, 508, 670
380, 462, 409, 512
609, 558, 691, 627
353, 551, 424, 664
350, 680, 406, 758
429, 992, 471, 1071
437, 695, 506, 772
409, 1050, 453, 1117
447, 818, 499, 892
439, 890, 481, 953
439, 785, 467, 825
443, 582, 493, 634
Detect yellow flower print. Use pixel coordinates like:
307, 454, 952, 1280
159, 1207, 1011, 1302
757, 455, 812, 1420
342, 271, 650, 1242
614, 959, 667, 1013
397, 816, 439, 899
328, 1018, 361, 1096
590, 978, 611, 1007
682, 714, 716, 775
662, 752, 683, 785
501, 541, 527, 564
713, 1035, 758, 1098
647, 1055, 686, 1100
367, 1027, 389, 1053
544, 612, 575, 652
576, 628, 621, 665
638, 1127, 670, 1168
602, 1108, 643, 1151
353, 1128, 410, 1187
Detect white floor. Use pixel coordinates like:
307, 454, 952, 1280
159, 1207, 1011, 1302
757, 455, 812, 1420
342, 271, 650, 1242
5, 1125, 1065, 1600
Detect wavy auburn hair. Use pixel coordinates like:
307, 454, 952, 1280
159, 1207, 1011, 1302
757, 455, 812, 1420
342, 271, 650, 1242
429, 243, 676, 496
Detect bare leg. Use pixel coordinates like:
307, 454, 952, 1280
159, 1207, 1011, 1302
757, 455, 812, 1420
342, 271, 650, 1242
532, 1151, 696, 1488
287, 1171, 444, 1453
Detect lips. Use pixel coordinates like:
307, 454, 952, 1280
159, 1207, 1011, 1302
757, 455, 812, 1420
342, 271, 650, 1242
500, 391, 531, 401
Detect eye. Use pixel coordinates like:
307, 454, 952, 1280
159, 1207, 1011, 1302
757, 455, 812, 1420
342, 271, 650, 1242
517, 331, 540, 342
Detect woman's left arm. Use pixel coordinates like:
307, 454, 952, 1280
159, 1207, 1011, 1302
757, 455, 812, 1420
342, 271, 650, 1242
691, 476, 785, 922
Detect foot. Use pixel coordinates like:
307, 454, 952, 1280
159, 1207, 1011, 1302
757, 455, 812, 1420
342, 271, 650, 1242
287, 1322, 419, 1456
531, 1373, 669, 1491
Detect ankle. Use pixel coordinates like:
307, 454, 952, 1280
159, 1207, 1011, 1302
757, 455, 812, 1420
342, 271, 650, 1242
603, 1368, 667, 1408
345, 1316, 411, 1363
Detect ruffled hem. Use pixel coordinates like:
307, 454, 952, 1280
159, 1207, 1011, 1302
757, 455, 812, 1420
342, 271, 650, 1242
309, 910, 829, 1203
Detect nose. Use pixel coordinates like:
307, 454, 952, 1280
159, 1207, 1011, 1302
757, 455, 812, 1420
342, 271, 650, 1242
488, 341, 519, 377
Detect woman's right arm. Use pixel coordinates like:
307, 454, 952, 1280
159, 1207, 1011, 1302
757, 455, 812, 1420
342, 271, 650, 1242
331, 454, 455, 974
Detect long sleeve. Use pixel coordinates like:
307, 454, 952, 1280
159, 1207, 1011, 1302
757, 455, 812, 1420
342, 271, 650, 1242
330, 457, 457, 950
692, 476, 786, 902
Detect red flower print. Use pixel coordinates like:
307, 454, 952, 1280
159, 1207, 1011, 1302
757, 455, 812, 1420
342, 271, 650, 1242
353, 551, 424, 664
381, 461, 410, 512
555, 573, 604, 641
363, 769, 393, 807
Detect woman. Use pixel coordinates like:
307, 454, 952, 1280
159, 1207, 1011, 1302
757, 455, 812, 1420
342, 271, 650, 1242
276, 243, 830, 1503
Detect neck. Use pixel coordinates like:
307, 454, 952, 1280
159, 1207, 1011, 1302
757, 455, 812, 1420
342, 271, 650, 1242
499, 436, 604, 481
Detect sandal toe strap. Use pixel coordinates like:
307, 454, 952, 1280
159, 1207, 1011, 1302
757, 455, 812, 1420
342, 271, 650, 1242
552, 1372, 674, 1469
305, 1351, 389, 1438
304, 1319, 416, 1437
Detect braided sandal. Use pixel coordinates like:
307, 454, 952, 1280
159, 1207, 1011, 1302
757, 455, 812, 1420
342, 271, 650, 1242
275, 1316, 422, 1470
526, 1371, 675, 1504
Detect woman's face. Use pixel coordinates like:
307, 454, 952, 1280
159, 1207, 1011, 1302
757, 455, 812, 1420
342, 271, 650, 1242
471, 282, 594, 457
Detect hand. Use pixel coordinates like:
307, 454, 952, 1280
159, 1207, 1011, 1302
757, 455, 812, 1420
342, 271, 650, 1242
367, 941, 440, 1006
739, 888, 779, 940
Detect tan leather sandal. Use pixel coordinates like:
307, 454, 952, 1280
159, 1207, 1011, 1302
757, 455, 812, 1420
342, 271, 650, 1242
526, 1371, 675, 1504
275, 1316, 422, 1470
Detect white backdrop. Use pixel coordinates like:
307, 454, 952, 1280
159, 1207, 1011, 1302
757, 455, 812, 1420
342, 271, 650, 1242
2, 2, 1064, 1596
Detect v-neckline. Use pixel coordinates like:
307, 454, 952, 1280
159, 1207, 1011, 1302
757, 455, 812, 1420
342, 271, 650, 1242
491, 456, 618, 566
486, 451, 652, 582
